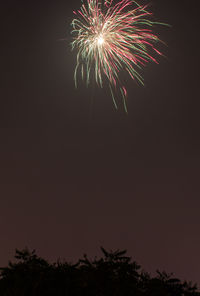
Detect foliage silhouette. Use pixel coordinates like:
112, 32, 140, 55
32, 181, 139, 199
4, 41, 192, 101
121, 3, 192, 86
0, 247, 199, 296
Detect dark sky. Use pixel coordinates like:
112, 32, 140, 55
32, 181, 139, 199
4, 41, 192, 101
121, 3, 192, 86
1, 0, 200, 286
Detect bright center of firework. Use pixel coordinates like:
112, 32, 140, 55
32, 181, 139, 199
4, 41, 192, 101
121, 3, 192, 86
97, 36, 104, 45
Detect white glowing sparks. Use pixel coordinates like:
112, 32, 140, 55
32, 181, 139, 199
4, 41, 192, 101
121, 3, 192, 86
97, 36, 104, 45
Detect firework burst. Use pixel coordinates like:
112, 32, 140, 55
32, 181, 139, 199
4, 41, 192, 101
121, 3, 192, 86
71, 0, 166, 111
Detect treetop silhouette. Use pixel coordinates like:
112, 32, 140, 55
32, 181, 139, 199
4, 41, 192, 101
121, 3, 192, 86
0, 247, 199, 296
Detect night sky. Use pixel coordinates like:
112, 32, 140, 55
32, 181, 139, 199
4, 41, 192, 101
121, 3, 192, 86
1, 0, 200, 287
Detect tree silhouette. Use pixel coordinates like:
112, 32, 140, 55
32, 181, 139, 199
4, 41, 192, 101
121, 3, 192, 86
0, 247, 199, 296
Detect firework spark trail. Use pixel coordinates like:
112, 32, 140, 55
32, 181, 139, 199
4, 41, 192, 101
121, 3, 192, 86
71, 0, 167, 111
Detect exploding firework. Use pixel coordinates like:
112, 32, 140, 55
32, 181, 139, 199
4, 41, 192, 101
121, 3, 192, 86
71, 0, 167, 111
